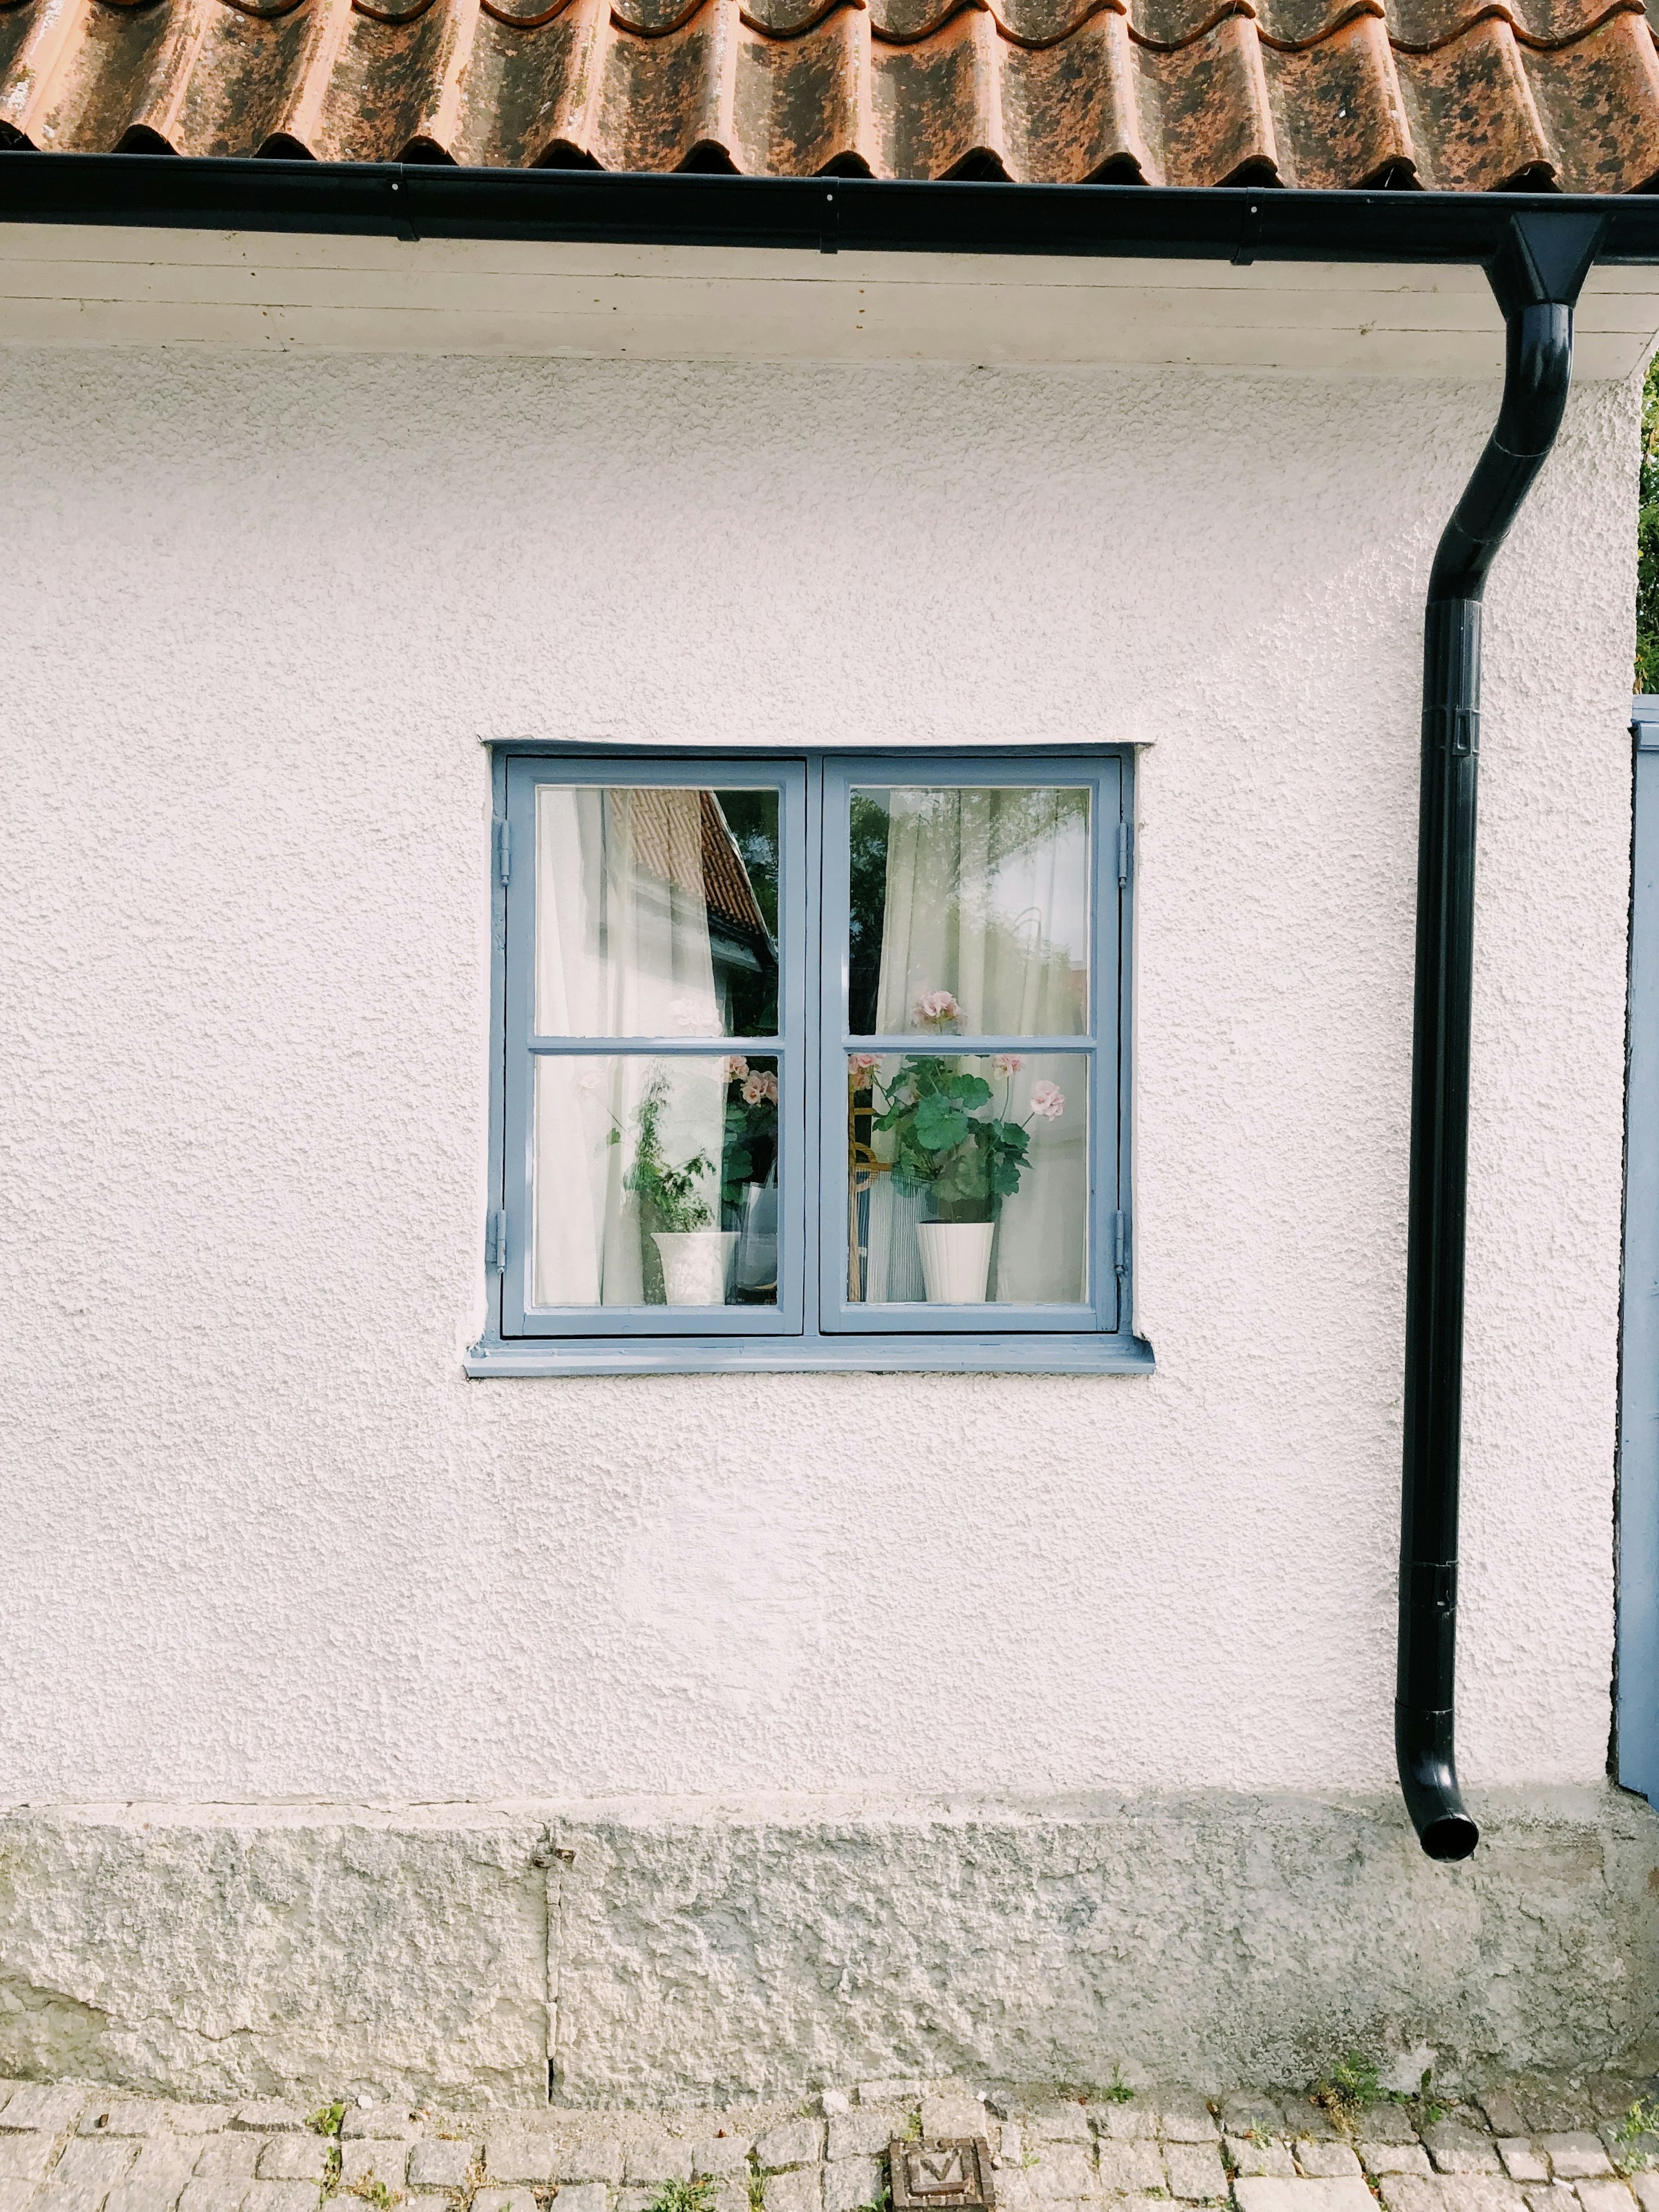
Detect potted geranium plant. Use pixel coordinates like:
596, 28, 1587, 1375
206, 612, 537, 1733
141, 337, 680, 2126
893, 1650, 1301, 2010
856, 992, 1065, 1302
722, 1057, 780, 1302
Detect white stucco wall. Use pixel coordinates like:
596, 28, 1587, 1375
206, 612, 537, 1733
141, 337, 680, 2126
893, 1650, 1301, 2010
0, 344, 1638, 1811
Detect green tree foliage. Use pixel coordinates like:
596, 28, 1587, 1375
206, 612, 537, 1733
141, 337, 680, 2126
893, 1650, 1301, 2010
1638, 353, 1659, 693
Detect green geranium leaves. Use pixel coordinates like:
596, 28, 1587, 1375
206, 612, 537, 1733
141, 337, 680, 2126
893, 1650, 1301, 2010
870, 1056, 1031, 1219
912, 1096, 969, 1152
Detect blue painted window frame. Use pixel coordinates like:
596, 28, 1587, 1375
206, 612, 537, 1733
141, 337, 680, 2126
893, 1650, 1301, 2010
469, 743, 1151, 1378
818, 754, 1120, 1337
500, 754, 807, 1339
1620, 700, 1659, 1803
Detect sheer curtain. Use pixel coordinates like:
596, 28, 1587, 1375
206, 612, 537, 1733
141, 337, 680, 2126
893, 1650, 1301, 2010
864, 787, 1088, 1304
873, 786, 1087, 1035
533, 787, 725, 1306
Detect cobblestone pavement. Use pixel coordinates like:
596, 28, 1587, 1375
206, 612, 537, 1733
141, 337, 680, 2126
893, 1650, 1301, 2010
3, 2073, 1659, 2212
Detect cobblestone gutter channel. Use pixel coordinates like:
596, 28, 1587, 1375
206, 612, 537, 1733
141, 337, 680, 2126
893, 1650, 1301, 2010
3, 2074, 1659, 2212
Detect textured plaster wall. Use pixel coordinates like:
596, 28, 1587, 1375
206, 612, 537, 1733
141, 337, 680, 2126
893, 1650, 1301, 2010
0, 347, 1638, 1813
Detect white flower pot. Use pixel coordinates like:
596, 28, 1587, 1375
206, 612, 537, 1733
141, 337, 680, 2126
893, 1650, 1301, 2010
653, 1230, 739, 1306
916, 1220, 995, 1304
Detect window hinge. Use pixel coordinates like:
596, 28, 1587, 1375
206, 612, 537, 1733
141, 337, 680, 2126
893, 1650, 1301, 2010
494, 817, 511, 887
1116, 821, 1132, 888
1113, 1210, 1129, 1277
485, 1208, 507, 1274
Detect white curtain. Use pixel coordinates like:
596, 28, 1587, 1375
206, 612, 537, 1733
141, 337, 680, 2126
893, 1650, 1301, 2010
864, 787, 1088, 1305
534, 785, 723, 1038
532, 787, 725, 1306
873, 786, 1088, 1037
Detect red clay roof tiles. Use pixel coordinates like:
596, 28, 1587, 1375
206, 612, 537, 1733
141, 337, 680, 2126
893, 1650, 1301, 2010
3, 0, 1659, 187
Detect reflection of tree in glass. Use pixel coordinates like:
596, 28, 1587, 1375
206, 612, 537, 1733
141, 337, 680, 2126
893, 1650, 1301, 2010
848, 794, 892, 1035
849, 787, 1089, 1035
706, 790, 780, 1036
711, 791, 780, 936
903, 785, 1087, 930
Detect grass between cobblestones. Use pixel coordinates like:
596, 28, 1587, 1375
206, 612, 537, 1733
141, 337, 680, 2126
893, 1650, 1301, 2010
4, 2069, 1659, 2212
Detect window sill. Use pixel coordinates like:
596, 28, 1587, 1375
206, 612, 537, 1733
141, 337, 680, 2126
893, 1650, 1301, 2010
465, 1333, 1155, 1376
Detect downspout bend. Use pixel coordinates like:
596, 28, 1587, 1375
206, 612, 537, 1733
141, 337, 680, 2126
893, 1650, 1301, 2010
1396, 212, 1602, 1862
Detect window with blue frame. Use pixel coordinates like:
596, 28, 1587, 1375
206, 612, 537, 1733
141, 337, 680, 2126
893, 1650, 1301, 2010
478, 750, 1143, 1374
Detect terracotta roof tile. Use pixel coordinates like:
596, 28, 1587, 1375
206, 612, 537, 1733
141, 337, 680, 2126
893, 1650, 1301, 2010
3, 0, 1659, 189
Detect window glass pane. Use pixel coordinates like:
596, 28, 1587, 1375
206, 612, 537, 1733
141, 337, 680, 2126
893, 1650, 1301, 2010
848, 785, 1089, 1037
846, 1051, 1087, 1304
535, 786, 779, 1038
534, 1054, 779, 1307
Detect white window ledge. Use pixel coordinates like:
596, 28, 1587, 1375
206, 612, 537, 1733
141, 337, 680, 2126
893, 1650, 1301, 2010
465, 1334, 1155, 1377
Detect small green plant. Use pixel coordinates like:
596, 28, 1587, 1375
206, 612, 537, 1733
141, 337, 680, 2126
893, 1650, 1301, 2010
308, 2106, 346, 2199
1313, 2057, 1381, 2125
346, 2183, 400, 2212
1616, 2098, 1659, 2170
647, 2183, 719, 2212
1414, 2072, 1445, 2128
748, 2171, 768, 2212
1102, 2070, 1135, 2107
619, 1075, 718, 1235
1333, 2057, 1381, 2110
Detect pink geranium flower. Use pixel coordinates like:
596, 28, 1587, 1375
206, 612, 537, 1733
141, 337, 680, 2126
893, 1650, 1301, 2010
849, 1053, 881, 1076
914, 989, 962, 1028
992, 1054, 1024, 1078
742, 1071, 780, 1106
726, 1055, 750, 1081
1029, 1080, 1065, 1121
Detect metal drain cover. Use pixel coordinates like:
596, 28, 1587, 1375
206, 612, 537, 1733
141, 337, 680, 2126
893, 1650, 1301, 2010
889, 2141, 995, 2212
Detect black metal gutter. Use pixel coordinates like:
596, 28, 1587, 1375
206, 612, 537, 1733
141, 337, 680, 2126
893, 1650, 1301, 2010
1396, 208, 1604, 1861
0, 149, 1644, 1859
6, 149, 1659, 267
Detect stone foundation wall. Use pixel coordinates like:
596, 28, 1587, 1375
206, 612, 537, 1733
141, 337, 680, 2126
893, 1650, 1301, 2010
1, 1789, 1655, 2108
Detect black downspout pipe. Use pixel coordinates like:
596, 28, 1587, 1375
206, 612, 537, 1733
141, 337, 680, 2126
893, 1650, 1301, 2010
1396, 209, 1604, 1861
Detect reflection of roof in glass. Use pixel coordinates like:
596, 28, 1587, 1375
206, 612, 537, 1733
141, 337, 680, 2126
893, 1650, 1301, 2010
5, 0, 1659, 195
625, 789, 769, 941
